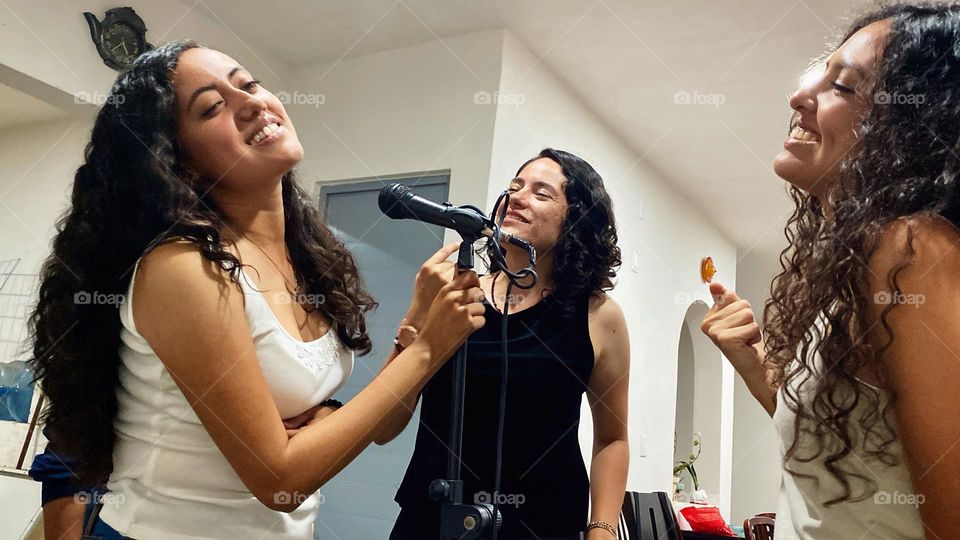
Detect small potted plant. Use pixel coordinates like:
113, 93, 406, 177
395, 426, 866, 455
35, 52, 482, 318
673, 432, 704, 502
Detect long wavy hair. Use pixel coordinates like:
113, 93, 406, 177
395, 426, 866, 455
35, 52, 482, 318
763, 3, 960, 505
28, 39, 375, 486
493, 148, 621, 317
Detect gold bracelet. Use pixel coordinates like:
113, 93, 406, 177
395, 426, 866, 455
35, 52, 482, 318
586, 520, 618, 537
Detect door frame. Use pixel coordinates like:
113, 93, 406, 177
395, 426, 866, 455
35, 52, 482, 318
315, 170, 451, 219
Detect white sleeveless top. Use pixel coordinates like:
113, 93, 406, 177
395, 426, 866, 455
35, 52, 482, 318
774, 364, 924, 539
99, 251, 354, 540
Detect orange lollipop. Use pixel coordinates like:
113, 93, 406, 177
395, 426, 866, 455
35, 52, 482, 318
700, 257, 717, 283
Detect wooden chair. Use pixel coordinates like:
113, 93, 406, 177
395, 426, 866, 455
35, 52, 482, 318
742, 514, 775, 540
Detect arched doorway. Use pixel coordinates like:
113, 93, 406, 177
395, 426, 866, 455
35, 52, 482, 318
674, 301, 734, 517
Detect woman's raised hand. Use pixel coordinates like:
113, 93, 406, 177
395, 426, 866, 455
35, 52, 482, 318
416, 269, 486, 366
404, 242, 459, 329
700, 281, 763, 369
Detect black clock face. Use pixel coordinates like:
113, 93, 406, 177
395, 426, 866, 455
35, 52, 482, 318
101, 22, 142, 67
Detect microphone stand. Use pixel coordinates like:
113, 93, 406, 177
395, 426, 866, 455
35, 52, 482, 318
429, 235, 501, 540
377, 186, 535, 540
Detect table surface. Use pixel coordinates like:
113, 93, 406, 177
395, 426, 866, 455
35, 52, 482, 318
0, 469, 42, 539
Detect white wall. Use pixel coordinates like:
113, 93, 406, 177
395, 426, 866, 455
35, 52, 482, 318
489, 31, 738, 516
289, 30, 504, 217
686, 302, 728, 510
729, 248, 785, 522
0, 116, 94, 275
674, 323, 695, 477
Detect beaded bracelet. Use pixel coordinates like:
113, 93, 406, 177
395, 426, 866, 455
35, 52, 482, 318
319, 398, 343, 409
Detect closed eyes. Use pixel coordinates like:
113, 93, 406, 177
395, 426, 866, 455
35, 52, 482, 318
202, 79, 261, 117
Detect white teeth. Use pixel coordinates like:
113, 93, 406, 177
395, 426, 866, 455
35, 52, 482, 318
250, 122, 279, 144
790, 126, 819, 142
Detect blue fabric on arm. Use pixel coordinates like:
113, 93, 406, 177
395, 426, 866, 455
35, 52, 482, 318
28, 432, 86, 506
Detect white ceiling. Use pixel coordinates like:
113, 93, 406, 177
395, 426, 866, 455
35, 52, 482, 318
0, 82, 71, 131
190, 0, 864, 259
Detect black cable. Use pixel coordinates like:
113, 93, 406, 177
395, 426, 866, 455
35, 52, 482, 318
483, 190, 534, 540
490, 278, 513, 540
486, 191, 537, 290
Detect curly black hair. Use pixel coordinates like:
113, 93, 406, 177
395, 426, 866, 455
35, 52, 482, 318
494, 148, 621, 317
27, 39, 375, 486
764, 2, 960, 505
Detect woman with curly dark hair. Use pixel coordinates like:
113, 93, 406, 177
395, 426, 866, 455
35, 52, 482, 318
28, 40, 485, 539
383, 148, 630, 539
701, 3, 960, 538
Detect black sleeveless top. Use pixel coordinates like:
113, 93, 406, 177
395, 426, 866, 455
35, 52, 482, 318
395, 293, 595, 538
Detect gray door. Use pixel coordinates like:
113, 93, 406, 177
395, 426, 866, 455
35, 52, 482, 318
315, 175, 448, 540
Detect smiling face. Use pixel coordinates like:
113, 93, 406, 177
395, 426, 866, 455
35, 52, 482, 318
773, 20, 890, 197
172, 48, 303, 189
500, 157, 569, 254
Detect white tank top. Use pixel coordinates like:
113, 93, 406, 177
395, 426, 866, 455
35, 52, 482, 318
99, 249, 354, 540
774, 364, 923, 539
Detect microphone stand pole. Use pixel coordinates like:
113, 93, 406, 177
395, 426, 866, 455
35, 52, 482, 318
429, 237, 501, 540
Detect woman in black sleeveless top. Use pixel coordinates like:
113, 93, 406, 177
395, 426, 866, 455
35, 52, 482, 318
377, 149, 631, 540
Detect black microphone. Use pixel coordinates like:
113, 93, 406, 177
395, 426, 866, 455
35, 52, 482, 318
377, 183, 536, 257
377, 183, 494, 240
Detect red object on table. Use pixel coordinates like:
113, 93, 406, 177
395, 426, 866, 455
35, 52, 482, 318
679, 506, 737, 536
